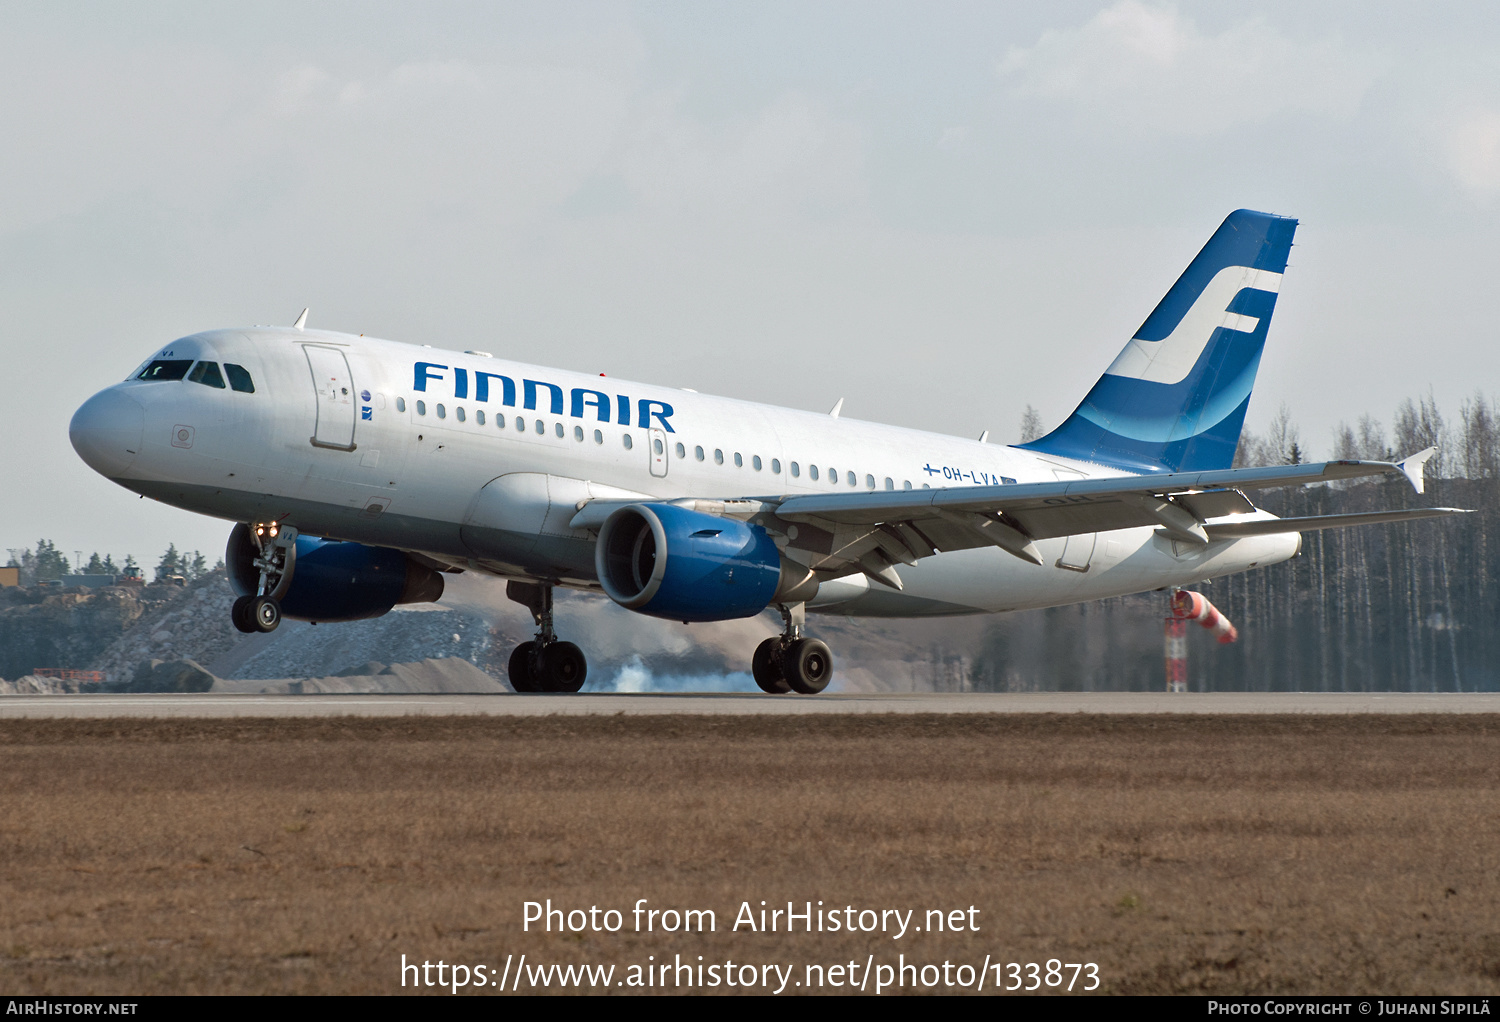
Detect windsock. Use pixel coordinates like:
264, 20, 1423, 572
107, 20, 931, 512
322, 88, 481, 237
1170, 589, 1238, 644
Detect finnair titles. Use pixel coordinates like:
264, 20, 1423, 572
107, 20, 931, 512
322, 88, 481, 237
70, 210, 1466, 693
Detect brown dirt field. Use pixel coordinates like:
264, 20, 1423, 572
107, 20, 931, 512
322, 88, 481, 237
1, 714, 1498, 996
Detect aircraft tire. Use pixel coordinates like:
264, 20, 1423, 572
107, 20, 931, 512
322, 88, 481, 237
231, 595, 257, 634
751, 637, 791, 694
783, 638, 833, 694
538, 641, 587, 693
251, 595, 281, 633
509, 641, 541, 693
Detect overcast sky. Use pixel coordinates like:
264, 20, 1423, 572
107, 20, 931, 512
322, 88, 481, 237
4, 1, 1498, 568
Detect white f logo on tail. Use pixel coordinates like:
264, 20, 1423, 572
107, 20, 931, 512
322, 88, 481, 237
1105, 265, 1282, 386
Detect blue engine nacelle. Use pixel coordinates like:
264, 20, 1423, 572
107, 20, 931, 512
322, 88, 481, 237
595, 503, 792, 622
227, 524, 445, 623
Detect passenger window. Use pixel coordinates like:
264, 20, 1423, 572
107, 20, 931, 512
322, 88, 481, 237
136, 359, 193, 382
733, 452, 743, 467
695, 446, 705, 461
922, 483, 931, 489
516, 417, 526, 431
416, 400, 427, 416
675, 442, 686, 459
496, 413, 505, 428
865, 474, 875, 488
791, 462, 800, 477
224, 363, 255, 393
848, 471, 856, 486
593, 429, 603, 444
624, 434, 634, 450
655, 438, 665, 455
555, 423, 564, 438
456, 407, 466, 422
437, 404, 447, 419
809, 465, 819, 481
827, 467, 836, 484
476, 410, 485, 425
396, 396, 406, 413
884, 477, 893, 490
771, 459, 781, 474
903, 480, 912, 490
187, 361, 226, 389
536, 420, 545, 435
753, 455, 762, 471
714, 449, 724, 465
575, 425, 585, 441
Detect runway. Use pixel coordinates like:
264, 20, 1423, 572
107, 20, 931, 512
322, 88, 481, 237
2, 691, 1498, 718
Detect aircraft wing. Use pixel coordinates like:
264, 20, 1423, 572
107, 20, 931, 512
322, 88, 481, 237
755, 450, 1452, 583
570, 449, 1464, 590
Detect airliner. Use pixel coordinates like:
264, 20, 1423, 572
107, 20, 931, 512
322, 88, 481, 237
69, 210, 1463, 694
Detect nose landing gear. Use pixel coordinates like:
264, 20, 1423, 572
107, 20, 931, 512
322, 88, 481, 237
230, 522, 296, 634
752, 602, 833, 695
231, 594, 283, 634
506, 581, 588, 693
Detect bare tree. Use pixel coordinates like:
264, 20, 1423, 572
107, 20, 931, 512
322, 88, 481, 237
1394, 392, 1449, 477
1018, 404, 1043, 443
1332, 421, 1358, 461
1234, 427, 1262, 468
1356, 414, 1388, 461
1459, 392, 1498, 480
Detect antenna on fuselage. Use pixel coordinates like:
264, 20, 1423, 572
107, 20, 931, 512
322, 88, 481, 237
293, 308, 309, 331
978, 430, 989, 443
829, 398, 844, 418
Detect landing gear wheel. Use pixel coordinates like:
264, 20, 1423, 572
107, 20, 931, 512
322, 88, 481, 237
752, 637, 791, 694
537, 641, 587, 693
231, 595, 257, 634
783, 638, 833, 694
509, 641, 541, 693
251, 595, 281, 633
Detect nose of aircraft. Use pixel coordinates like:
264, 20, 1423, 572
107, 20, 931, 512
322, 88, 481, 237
70, 387, 145, 479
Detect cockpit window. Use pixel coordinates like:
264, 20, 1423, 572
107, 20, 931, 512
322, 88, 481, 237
187, 361, 226, 389
224, 363, 255, 393
136, 359, 193, 382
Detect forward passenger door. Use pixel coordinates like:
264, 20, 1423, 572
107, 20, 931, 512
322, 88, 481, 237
304, 345, 357, 451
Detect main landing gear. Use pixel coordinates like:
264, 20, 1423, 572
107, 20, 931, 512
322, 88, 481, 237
752, 602, 833, 695
231, 522, 296, 634
506, 581, 588, 693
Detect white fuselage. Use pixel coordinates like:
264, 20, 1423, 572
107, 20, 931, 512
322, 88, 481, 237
74, 327, 1300, 617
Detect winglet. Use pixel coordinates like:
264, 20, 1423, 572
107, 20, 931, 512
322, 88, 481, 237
1397, 447, 1436, 494
293, 308, 309, 331
829, 398, 844, 419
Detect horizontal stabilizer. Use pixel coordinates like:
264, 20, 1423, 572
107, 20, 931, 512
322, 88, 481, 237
1205, 507, 1469, 539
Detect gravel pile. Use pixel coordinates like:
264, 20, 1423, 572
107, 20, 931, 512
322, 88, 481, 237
212, 657, 505, 694
0, 675, 74, 694
224, 604, 494, 680
89, 579, 242, 684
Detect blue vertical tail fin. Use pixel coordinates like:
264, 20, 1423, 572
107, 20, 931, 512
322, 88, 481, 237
1019, 209, 1297, 473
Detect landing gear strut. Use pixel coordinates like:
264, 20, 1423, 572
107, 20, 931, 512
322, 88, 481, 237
752, 602, 833, 695
231, 522, 297, 634
506, 581, 588, 693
